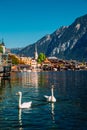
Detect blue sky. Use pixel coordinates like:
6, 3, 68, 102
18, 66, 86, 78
0, 0, 87, 48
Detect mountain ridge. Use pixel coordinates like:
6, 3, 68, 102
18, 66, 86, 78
11, 14, 87, 61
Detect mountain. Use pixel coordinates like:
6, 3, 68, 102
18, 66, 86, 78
10, 48, 23, 54
15, 14, 87, 61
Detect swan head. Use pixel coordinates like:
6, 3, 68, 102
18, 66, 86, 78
51, 85, 54, 89
16, 91, 22, 96
51, 85, 55, 92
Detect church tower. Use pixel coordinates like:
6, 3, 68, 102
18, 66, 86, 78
34, 44, 38, 60
0, 38, 5, 54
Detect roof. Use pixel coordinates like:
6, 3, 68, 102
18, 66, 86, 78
48, 56, 58, 60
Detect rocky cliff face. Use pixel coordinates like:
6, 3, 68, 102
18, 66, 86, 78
12, 14, 87, 61
46, 14, 87, 60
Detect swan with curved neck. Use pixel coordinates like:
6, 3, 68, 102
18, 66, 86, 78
16, 92, 32, 109
44, 85, 56, 102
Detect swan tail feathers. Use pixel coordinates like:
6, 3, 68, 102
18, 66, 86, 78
44, 95, 49, 99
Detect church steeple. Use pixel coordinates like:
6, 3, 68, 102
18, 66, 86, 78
34, 44, 38, 60
1, 38, 5, 46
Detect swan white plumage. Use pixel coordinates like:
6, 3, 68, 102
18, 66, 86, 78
16, 91, 32, 109
44, 85, 56, 102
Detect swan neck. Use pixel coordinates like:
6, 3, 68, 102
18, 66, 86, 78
19, 94, 22, 107
51, 88, 54, 97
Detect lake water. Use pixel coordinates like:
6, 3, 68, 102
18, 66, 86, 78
0, 71, 87, 130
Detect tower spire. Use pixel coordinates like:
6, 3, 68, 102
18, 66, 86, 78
2, 38, 5, 46
34, 44, 38, 60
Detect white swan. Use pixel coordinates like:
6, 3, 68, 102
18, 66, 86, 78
16, 91, 32, 109
44, 85, 56, 102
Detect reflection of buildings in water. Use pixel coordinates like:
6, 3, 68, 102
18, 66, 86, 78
0, 78, 11, 87
29, 72, 38, 87
11, 71, 39, 88
21, 72, 39, 88
0, 79, 11, 102
10, 72, 23, 86
21, 72, 27, 85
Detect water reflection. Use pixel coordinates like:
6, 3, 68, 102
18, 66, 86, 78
0, 79, 11, 102
0, 78, 11, 87
18, 108, 32, 130
51, 103, 55, 122
18, 109, 22, 127
28, 72, 39, 87
19, 72, 39, 88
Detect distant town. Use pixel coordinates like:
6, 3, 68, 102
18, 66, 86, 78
0, 40, 87, 75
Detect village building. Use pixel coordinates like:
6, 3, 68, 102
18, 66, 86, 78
0, 39, 7, 65
31, 44, 38, 69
